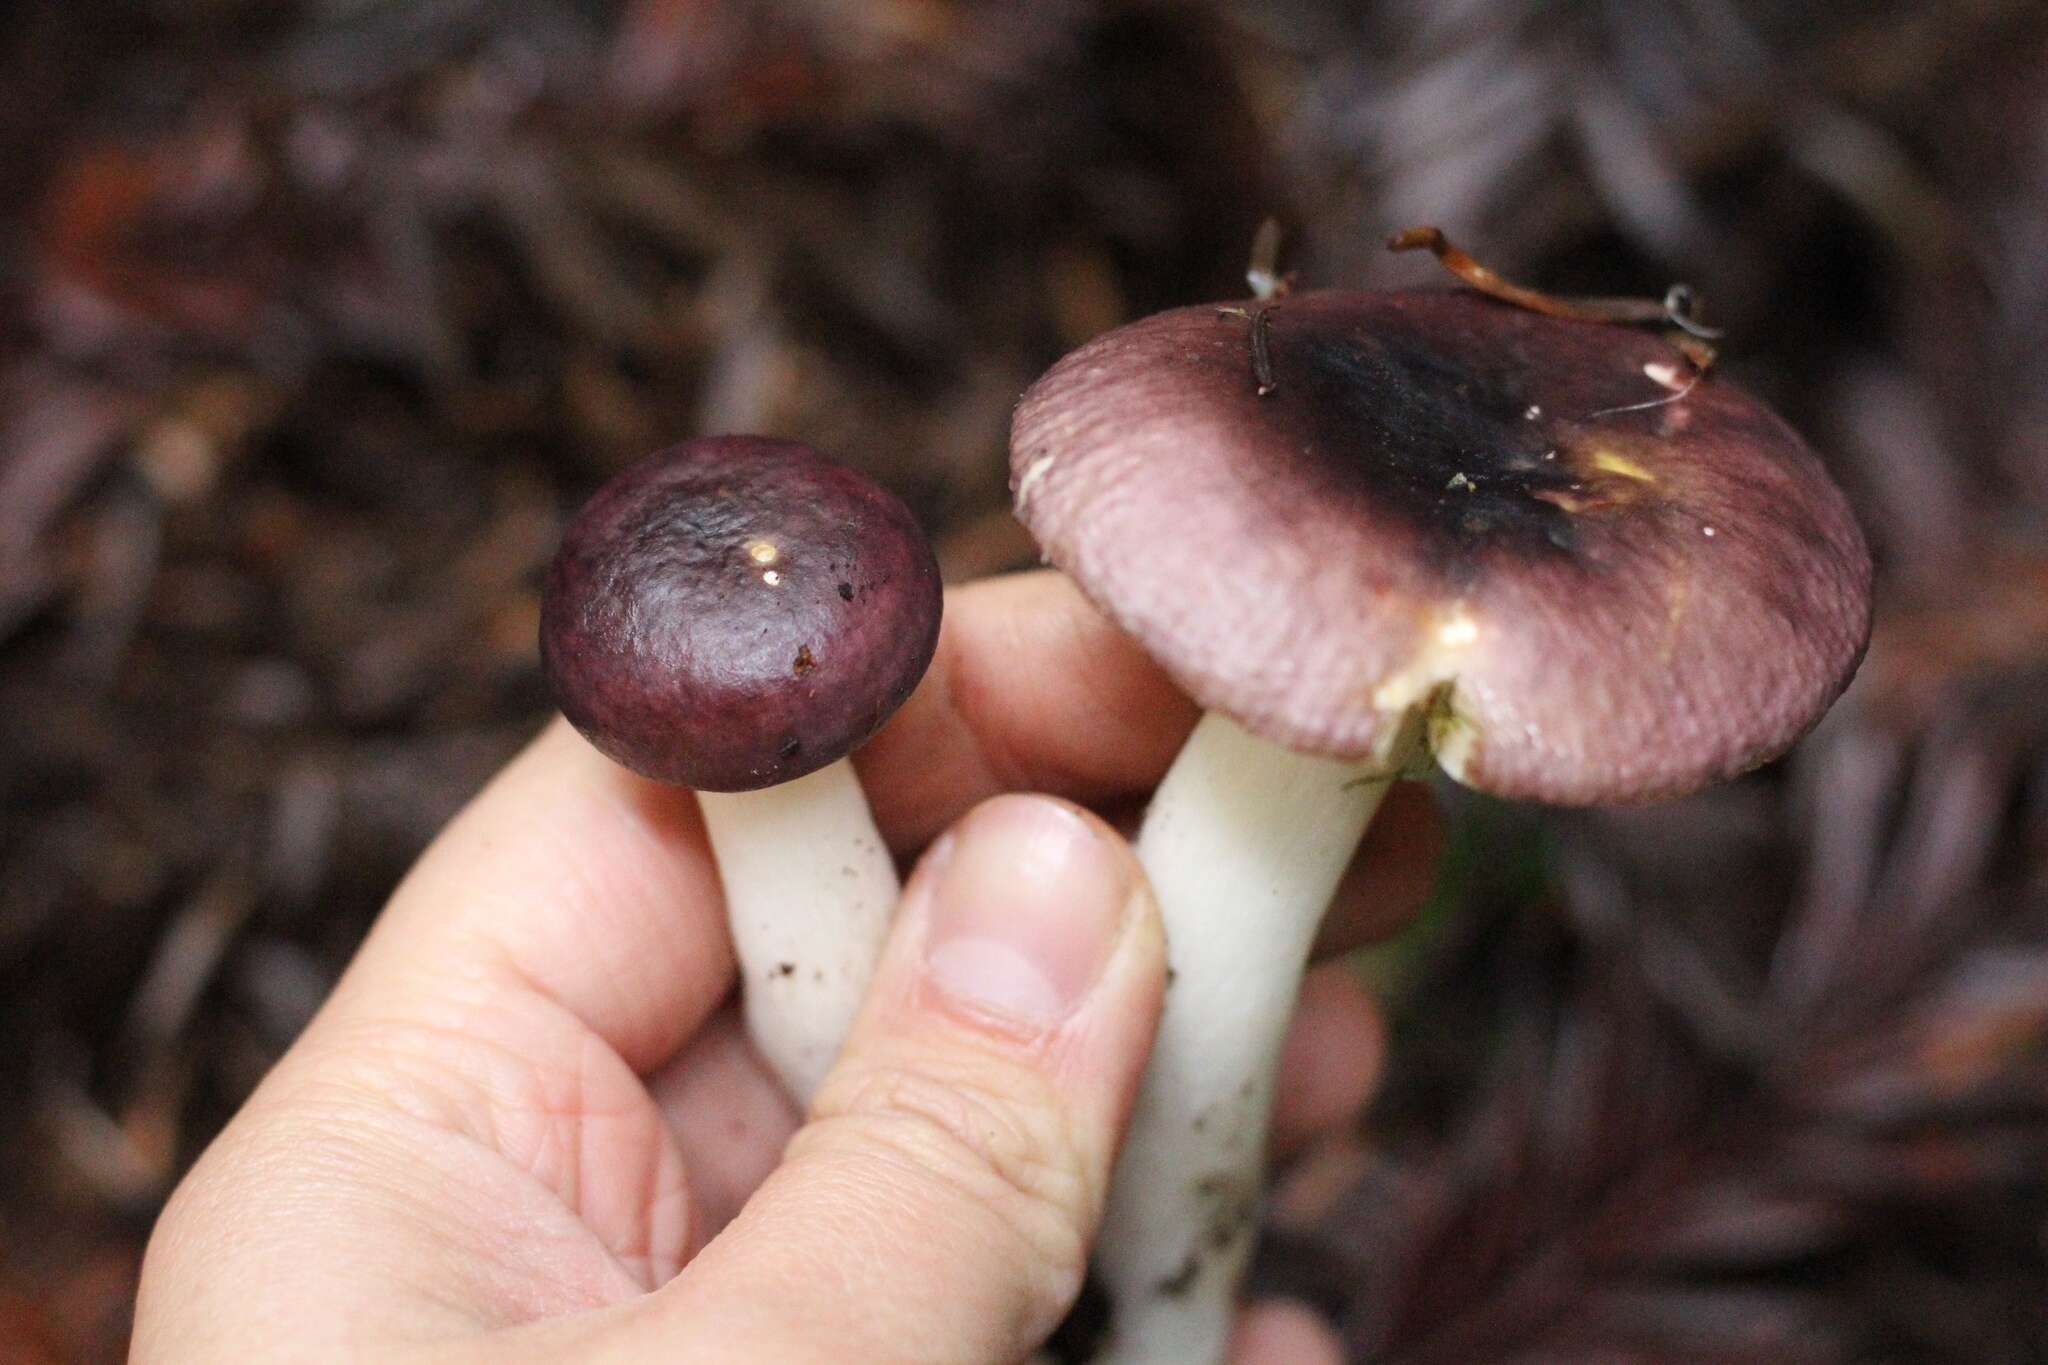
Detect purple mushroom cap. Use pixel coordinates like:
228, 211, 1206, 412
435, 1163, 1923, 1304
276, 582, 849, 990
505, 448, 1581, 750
542, 436, 942, 791
1010, 289, 1873, 804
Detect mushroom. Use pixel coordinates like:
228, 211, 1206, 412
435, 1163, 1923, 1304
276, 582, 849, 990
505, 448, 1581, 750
1010, 281, 1871, 1361
542, 435, 941, 1103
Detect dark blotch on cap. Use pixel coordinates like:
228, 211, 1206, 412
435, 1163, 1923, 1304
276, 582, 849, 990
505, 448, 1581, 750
1011, 290, 1872, 804
542, 436, 942, 791
1285, 312, 1591, 564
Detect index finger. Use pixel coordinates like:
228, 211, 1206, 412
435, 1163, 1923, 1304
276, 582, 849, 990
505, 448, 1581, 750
860, 569, 1445, 954
324, 720, 732, 1073
856, 571, 1200, 850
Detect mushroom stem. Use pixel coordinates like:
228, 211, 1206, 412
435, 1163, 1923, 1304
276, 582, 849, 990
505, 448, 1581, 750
696, 756, 897, 1105
1092, 710, 1418, 1365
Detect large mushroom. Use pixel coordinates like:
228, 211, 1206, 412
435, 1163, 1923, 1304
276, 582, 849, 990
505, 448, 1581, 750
542, 435, 941, 1103
1010, 273, 1871, 1361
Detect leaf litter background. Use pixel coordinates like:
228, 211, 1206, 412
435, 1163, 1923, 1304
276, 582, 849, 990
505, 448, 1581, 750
3, 1, 2046, 1359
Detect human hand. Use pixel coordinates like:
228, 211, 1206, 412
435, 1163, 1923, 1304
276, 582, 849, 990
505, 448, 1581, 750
133, 571, 1441, 1364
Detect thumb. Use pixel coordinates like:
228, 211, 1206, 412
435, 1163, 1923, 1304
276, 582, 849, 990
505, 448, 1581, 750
649, 794, 1162, 1364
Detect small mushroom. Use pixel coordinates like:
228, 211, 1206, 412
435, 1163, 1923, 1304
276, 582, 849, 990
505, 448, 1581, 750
543, 435, 941, 1103
1011, 289, 1871, 1363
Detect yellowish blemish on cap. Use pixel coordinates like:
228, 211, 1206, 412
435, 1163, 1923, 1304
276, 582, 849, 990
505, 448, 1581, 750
1373, 607, 1480, 712
746, 538, 781, 566
1590, 449, 1656, 483
1533, 488, 1594, 514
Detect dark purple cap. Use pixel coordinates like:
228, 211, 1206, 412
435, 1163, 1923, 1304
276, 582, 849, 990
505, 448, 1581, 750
542, 436, 942, 791
1010, 290, 1872, 804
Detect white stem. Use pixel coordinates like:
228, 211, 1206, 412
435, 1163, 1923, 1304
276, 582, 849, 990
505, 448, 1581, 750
1091, 712, 1411, 1365
697, 757, 897, 1106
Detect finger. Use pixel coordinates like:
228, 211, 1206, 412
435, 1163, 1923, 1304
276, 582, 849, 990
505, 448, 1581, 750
1269, 964, 1387, 1161
1231, 1300, 1346, 1365
857, 570, 1199, 850
862, 570, 1444, 943
321, 719, 730, 1072
654, 944, 1384, 1263
618, 794, 1164, 1364
654, 942, 1382, 1272
137, 722, 729, 1360
646, 1005, 800, 1259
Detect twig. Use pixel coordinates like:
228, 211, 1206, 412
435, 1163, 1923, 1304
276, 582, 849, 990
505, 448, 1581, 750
1215, 304, 1279, 396
1387, 224, 1723, 368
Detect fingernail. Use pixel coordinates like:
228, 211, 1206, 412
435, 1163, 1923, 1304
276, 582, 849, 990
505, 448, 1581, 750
920, 796, 1131, 1029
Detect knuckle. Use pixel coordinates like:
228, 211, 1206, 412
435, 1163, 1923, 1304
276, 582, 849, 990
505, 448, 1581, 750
807, 1055, 1095, 1292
